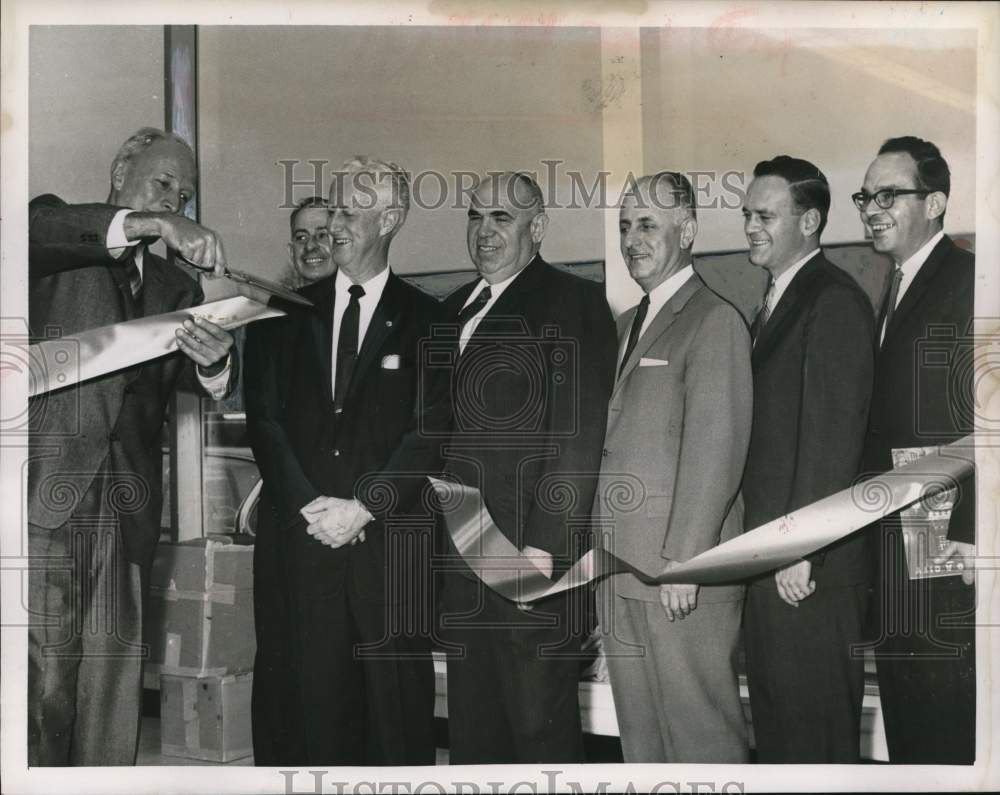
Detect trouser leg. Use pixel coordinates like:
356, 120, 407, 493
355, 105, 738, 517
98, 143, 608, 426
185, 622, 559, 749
28, 515, 144, 766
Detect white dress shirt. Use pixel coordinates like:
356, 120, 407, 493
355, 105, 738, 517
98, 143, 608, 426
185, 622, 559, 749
107, 209, 230, 399
330, 265, 391, 394
618, 264, 694, 370
457, 263, 529, 354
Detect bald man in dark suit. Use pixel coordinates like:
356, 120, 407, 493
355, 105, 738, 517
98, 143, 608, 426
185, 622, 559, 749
439, 172, 617, 764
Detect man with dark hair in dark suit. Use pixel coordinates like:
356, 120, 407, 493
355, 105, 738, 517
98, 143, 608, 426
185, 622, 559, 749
287, 196, 334, 286
856, 135, 976, 764
438, 171, 617, 764
28, 127, 235, 765
740, 155, 875, 762
245, 156, 449, 765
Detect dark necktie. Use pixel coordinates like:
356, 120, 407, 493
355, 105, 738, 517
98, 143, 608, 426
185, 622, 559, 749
126, 259, 143, 300
121, 249, 144, 308
333, 283, 365, 410
618, 294, 650, 378
457, 285, 492, 329
879, 265, 903, 344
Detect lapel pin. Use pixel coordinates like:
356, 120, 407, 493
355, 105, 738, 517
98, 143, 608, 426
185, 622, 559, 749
386, 320, 393, 327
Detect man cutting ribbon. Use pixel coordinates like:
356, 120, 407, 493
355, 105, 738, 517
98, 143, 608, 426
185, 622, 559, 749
27, 127, 235, 766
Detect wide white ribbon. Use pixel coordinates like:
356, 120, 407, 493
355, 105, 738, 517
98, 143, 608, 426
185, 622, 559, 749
28, 296, 284, 397
431, 437, 975, 602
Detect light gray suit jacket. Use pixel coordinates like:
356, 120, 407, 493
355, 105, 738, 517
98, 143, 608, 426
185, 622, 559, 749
594, 272, 753, 602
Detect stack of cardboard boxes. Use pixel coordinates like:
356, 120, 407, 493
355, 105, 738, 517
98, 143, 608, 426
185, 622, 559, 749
144, 536, 255, 763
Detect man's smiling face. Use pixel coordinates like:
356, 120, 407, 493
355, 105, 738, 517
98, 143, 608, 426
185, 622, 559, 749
618, 177, 696, 293
289, 207, 333, 282
742, 175, 809, 276
328, 182, 389, 283
466, 175, 546, 284
860, 151, 939, 264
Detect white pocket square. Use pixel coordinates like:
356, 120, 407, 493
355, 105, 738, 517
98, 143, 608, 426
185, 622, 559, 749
381, 354, 402, 369
639, 357, 669, 367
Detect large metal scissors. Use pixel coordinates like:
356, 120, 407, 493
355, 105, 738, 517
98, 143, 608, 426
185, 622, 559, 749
177, 255, 314, 307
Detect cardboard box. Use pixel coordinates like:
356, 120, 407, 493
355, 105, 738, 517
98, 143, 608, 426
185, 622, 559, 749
144, 537, 255, 677
150, 535, 254, 592
160, 672, 253, 763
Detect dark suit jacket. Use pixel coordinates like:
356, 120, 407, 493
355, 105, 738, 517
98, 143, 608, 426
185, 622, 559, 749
28, 194, 228, 569
743, 253, 875, 587
862, 235, 976, 555
244, 270, 450, 603
441, 255, 617, 568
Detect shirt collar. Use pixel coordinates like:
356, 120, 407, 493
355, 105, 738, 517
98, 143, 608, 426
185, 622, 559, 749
646, 264, 694, 316
464, 258, 531, 308
335, 264, 391, 302
769, 247, 820, 310
891, 230, 944, 311
898, 230, 944, 275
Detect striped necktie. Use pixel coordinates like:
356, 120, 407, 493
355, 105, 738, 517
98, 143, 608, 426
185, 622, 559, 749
125, 252, 143, 301
752, 275, 775, 345
457, 285, 492, 328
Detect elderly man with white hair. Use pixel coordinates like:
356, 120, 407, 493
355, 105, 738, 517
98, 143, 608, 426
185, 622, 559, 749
28, 126, 235, 765
244, 156, 450, 765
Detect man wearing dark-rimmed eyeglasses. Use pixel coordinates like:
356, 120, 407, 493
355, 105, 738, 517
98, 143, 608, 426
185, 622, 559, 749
857, 136, 976, 764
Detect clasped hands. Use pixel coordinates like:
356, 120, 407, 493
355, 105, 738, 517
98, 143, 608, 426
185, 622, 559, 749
659, 559, 698, 622
774, 559, 816, 607
772, 540, 976, 606
301, 496, 374, 549
659, 557, 812, 616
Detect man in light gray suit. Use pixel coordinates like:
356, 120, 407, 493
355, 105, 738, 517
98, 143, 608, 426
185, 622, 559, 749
594, 172, 753, 762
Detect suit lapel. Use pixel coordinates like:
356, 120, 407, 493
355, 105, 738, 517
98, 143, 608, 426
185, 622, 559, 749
883, 236, 953, 345
346, 271, 403, 403
303, 277, 336, 403
448, 280, 478, 319
614, 310, 632, 358
461, 255, 547, 345
613, 273, 700, 395
452, 254, 549, 355
138, 248, 170, 317
442, 280, 478, 360
491, 255, 546, 311
752, 255, 824, 361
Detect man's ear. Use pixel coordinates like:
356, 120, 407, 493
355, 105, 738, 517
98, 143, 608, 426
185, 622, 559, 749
679, 216, 698, 250
286, 241, 297, 268
800, 207, 822, 238
110, 159, 128, 193
530, 212, 549, 244
926, 191, 948, 222
380, 208, 403, 237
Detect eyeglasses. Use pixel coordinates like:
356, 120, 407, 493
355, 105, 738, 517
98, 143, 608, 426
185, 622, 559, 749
851, 188, 929, 211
